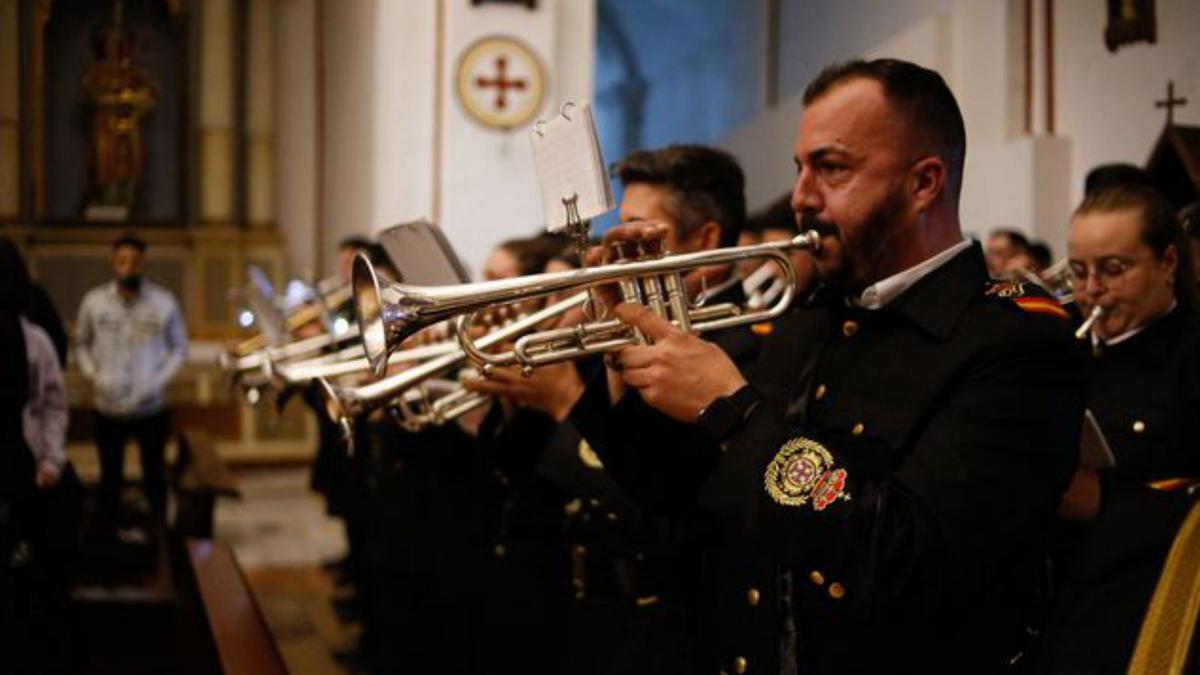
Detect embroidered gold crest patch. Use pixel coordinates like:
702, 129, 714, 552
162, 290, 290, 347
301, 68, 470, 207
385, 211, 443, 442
764, 437, 851, 510
578, 438, 605, 470
985, 280, 1025, 298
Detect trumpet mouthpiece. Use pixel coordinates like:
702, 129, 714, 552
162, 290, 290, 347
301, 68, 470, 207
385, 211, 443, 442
1074, 305, 1104, 340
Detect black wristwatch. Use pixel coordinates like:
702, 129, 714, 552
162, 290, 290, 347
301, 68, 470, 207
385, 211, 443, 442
697, 384, 762, 442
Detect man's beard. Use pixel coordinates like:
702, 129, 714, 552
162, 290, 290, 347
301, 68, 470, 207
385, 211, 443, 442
799, 185, 908, 297
117, 274, 142, 292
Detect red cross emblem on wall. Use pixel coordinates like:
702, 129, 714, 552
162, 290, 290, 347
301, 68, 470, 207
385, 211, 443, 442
456, 36, 546, 130
475, 56, 527, 111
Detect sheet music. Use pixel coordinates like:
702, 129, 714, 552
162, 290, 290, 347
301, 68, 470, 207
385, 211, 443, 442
1080, 409, 1117, 469
378, 220, 473, 286
530, 101, 615, 231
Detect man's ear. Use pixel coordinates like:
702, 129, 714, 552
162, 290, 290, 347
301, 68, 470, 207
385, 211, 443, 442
1161, 243, 1179, 284
696, 220, 722, 250
910, 156, 947, 213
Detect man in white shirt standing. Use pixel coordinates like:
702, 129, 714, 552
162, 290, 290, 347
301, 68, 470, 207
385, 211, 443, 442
76, 233, 187, 519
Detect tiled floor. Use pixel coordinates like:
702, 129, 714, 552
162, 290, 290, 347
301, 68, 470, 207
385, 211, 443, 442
213, 467, 345, 568
214, 468, 354, 675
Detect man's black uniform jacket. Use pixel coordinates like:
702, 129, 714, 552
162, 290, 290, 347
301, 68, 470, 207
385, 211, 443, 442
573, 244, 1086, 674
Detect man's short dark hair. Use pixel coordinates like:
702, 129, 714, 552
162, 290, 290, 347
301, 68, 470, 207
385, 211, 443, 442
112, 232, 147, 253
747, 193, 798, 236
1084, 163, 1155, 196
339, 236, 372, 252
614, 144, 747, 248
1027, 241, 1053, 270
988, 228, 1030, 252
1181, 200, 1200, 240
803, 58, 967, 202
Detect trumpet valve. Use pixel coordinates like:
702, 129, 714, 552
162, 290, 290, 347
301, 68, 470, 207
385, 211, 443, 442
608, 240, 637, 263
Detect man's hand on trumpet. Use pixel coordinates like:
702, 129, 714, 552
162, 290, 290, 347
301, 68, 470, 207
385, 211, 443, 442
586, 220, 749, 422
462, 361, 585, 422
610, 303, 747, 423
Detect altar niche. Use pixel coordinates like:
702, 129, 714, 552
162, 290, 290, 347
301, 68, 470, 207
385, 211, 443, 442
34, 0, 189, 224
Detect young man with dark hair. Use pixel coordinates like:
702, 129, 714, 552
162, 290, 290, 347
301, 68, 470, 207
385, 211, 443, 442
464, 145, 766, 675
614, 144, 747, 249
573, 58, 1085, 674
76, 233, 187, 522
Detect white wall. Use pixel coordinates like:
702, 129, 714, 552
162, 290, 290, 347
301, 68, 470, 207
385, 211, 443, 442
371, 1, 438, 242
312, 0, 594, 277
276, 0, 319, 278
1056, 0, 1200, 208
723, 0, 1199, 259
321, 0, 378, 272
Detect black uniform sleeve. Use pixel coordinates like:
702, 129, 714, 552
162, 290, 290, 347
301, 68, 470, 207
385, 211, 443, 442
569, 371, 724, 516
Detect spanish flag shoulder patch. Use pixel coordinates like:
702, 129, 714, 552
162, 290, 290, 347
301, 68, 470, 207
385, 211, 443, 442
984, 279, 1070, 320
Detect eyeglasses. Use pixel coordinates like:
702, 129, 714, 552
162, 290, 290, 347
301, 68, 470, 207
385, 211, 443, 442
1067, 257, 1135, 285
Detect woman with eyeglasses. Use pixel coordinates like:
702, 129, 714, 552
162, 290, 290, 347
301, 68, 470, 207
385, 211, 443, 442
1038, 183, 1200, 673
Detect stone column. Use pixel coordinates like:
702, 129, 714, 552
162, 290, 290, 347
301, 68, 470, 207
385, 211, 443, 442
198, 0, 236, 225
0, 0, 18, 218
244, 0, 275, 228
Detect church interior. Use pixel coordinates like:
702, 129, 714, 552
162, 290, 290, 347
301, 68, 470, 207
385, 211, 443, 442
2, 0, 1200, 674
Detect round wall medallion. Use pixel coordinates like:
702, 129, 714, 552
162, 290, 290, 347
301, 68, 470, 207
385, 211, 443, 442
455, 35, 547, 131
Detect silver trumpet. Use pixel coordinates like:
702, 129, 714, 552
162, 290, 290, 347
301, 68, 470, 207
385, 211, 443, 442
262, 336, 461, 389
742, 259, 790, 310
1075, 305, 1105, 340
218, 322, 361, 375
354, 231, 821, 378
388, 378, 492, 432
317, 292, 591, 440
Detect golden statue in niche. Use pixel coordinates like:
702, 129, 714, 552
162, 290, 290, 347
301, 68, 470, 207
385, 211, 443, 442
81, 1, 156, 218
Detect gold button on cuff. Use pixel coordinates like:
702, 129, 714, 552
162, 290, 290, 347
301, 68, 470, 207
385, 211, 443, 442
1133, 420, 1146, 433
809, 570, 825, 586
842, 320, 859, 337
814, 384, 827, 401
734, 656, 748, 674
851, 422, 865, 436
493, 544, 507, 558
828, 582, 846, 599
746, 588, 761, 606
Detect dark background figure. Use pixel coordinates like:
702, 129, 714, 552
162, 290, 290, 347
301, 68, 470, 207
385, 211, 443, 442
0, 236, 79, 674
0, 238, 68, 366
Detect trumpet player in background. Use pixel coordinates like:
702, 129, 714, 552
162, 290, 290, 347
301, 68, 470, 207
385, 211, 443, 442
1038, 183, 1200, 673
463, 144, 772, 675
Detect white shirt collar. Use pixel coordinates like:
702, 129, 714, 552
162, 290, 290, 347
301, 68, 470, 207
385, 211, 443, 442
852, 239, 972, 310
1092, 300, 1178, 348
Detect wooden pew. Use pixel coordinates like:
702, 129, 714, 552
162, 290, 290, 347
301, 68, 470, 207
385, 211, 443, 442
174, 427, 241, 539
187, 539, 288, 675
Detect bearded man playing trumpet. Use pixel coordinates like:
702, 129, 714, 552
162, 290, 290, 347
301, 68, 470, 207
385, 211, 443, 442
559, 59, 1086, 674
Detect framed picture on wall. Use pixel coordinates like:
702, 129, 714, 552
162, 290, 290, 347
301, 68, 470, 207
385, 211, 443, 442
1105, 0, 1157, 52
